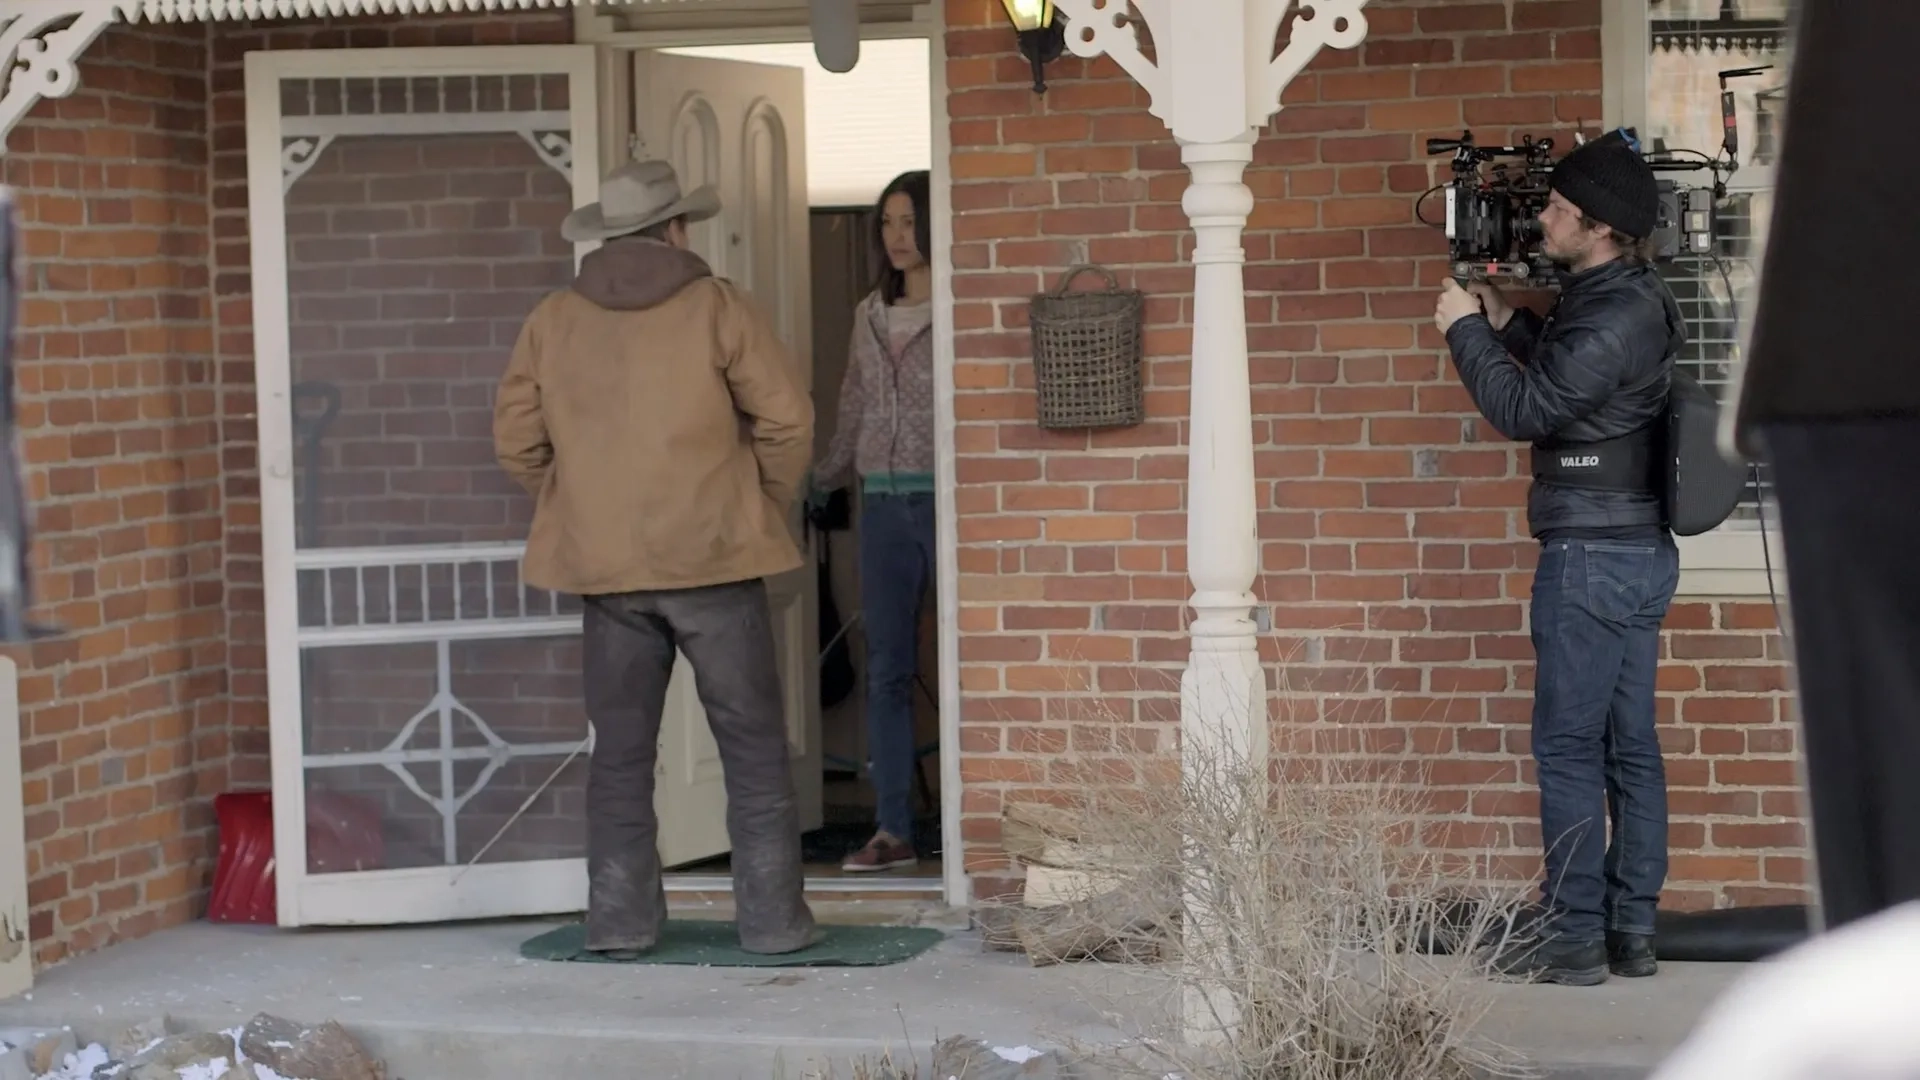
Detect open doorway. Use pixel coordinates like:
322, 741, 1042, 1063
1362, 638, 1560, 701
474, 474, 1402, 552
634, 39, 943, 887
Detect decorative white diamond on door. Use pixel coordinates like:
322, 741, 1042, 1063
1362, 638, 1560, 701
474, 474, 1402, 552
295, 545, 590, 867
303, 637, 590, 867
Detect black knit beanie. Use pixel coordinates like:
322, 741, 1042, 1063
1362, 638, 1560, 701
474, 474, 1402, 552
1549, 130, 1659, 241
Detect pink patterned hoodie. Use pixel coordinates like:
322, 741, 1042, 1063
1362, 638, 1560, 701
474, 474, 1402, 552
816, 291, 935, 494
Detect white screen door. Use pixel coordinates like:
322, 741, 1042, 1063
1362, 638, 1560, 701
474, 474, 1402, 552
629, 50, 823, 869
247, 46, 604, 926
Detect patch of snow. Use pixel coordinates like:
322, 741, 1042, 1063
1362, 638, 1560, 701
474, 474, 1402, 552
175, 1059, 231, 1080
35, 1043, 110, 1080
991, 1045, 1044, 1063
220, 1023, 289, 1080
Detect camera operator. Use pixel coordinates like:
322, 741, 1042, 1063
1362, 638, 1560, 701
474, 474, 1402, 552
1432, 132, 1687, 986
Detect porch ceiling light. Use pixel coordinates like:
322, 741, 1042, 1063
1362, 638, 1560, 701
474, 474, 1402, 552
999, 0, 1066, 95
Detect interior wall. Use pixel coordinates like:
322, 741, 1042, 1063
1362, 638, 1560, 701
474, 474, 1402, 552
810, 208, 870, 796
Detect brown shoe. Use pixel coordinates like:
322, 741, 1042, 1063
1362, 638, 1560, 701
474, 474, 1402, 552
842, 832, 917, 873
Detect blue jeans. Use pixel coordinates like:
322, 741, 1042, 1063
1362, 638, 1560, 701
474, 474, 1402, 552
860, 492, 936, 841
1530, 536, 1680, 944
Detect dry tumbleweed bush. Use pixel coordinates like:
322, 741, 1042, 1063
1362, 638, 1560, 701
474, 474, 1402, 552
984, 724, 1539, 1080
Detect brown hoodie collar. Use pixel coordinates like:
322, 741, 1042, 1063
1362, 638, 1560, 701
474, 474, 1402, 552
571, 236, 713, 311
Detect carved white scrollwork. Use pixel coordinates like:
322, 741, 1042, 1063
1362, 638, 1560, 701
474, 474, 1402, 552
0, 2, 128, 147
1255, 0, 1369, 127
516, 129, 572, 182
1055, 0, 1171, 126
1053, 0, 1370, 138
280, 134, 334, 194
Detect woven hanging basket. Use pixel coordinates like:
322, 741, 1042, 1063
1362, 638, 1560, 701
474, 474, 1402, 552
1028, 265, 1145, 431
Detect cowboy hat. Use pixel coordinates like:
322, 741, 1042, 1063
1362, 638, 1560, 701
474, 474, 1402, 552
560, 159, 721, 244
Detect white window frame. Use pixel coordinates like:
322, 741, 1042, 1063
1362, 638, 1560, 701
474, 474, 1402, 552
1603, 0, 1785, 597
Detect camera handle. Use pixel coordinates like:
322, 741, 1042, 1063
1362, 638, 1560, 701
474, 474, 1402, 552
1451, 261, 1544, 285
1717, 66, 1774, 174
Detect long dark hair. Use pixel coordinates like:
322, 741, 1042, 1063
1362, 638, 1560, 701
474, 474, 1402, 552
872, 170, 931, 304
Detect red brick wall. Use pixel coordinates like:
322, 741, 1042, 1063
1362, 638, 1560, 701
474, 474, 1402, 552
5, 8, 575, 968
8, 23, 225, 965
943, 0, 1806, 908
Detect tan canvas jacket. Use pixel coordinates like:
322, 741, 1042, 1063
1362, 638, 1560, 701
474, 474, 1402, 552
494, 238, 813, 595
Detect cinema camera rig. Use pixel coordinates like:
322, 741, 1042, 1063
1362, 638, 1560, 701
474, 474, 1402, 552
1419, 66, 1774, 284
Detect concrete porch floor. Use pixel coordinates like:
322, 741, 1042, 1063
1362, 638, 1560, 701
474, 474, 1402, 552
0, 915, 1749, 1079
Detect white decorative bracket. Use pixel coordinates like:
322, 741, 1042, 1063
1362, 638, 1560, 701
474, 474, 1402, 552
1252, 0, 1369, 130
516, 129, 573, 182
0, 3, 132, 148
1052, 0, 1369, 142
280, 134, 334, 194
1055, 0, 1170, 125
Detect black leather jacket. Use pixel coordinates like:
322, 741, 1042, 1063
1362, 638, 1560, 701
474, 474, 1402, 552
1443, 259, 1686, 538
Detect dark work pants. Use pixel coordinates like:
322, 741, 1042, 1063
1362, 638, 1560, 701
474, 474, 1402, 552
1765, 420, 1920, 931
1530, 536, 1681, 944
581, 579, 815, 954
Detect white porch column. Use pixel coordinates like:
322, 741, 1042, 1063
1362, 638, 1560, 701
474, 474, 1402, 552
1052, 0, 1370, 756
1179, 135, 1265, 763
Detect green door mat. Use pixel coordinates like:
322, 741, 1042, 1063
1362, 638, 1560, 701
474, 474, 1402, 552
521, 921, 946, 967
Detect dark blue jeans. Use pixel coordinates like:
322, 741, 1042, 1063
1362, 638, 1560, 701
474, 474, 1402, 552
860, 492, 936, 841
1530, 536, 1680, 944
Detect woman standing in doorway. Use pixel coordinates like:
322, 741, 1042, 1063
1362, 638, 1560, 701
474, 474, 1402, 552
813, 170, 935, 873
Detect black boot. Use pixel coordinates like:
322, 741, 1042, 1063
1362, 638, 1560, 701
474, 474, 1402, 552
1491, 936, 1609, 986
1606, 930, 1658, 977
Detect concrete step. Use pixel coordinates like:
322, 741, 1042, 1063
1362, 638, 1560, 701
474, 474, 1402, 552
0, 922, 1733, 1079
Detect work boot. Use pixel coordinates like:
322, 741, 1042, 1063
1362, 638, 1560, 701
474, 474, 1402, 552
1490, 936, 1610, 986
585, 851, 665, 956
1606, 930, 1658, 977
729, 815, 820, 955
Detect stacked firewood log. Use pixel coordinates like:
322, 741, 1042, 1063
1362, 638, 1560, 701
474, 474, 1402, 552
976, 803, 1175, 967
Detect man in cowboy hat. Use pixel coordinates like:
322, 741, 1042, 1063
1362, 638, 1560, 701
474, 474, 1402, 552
495, 159, 818, 956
